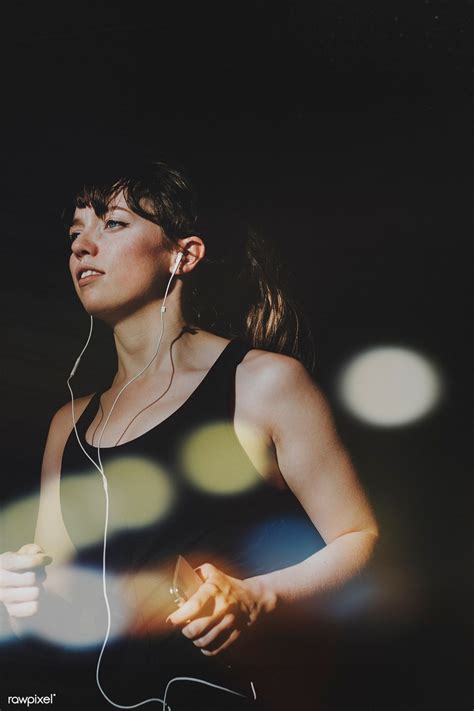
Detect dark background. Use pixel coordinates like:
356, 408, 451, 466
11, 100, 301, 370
0, 1, 471, 709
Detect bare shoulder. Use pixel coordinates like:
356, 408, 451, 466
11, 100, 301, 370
237, 348, 319, 399
49, 394, 94, 441
235, 348, 328, 430
42, 394, 95, 479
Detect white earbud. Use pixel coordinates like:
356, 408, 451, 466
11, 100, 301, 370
174, 251, 184, 268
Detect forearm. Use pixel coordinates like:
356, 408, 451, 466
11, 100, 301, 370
245, 529, 378, 611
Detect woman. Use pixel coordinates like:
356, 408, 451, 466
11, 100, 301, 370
0, 161, 378, 710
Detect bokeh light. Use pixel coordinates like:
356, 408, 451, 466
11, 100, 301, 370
240, 515, 325, 573
10, 564, 130, 648
337, 346, 443, 426
181, 421, 265, 495
0, 493, 38, 553
0, 558, 180, 647
0, 457, 175, 647
0, 454, 176, 592
61, 455, 175, 549
321, 565, 422, 621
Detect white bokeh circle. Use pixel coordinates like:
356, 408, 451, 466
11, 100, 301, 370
337, 346, 442, 426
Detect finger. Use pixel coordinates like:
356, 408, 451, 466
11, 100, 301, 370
195, 564, 229, 592
195, 563, 225, 583
193, 566, 205, 582
192, 612, 236, 649
18, 544, 44, 556
0, 569, 36, 587
167, 581, 220, 626
181, 609, 228, 640
1, 552, 52, 571
6, 601, 39, 618
0, 585, 40, 604
200, 628, 241, 657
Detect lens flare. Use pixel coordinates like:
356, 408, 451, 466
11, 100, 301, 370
0, 493, 38, 552
0, 459, 178, 647
61, 455, 175, 548
180, 421, 264, 495
12, 564, 130, 648
337, 346, 443, 426
240, 516, 325, 573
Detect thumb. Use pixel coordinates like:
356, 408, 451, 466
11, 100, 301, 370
18, 543, 45, 555
193, 563, 215, 581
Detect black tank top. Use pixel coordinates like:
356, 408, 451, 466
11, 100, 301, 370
59, 339, 324, 709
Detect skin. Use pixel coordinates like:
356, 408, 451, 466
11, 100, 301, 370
0, 192, 379, 656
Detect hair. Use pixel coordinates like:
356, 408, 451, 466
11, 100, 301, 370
66, 160, 315, 372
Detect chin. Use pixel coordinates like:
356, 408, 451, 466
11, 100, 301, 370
85, 299, 147, 328
78, 296, 115, 324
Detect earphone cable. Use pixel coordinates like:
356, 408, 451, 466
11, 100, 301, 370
67, 253, 254, 709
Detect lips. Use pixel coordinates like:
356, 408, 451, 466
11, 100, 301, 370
78, 273, 103, 287
76, 265, 105, 287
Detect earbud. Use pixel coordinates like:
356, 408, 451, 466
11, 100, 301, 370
168, 252, 184, 288
168, 252, 183, 281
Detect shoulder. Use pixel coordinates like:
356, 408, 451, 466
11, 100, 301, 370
49, 394, 95, 439
42, 394, 95, 472
237, 347, 316, 395
236, 347, 328, 425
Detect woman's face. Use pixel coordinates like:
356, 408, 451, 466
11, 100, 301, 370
68, 192, 172, 322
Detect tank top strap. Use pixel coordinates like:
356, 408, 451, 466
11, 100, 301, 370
224, 338, 254, 418
218, 338, 254, 371
193, 338, 254, 421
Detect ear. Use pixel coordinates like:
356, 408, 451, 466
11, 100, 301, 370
172, 236, 206, 275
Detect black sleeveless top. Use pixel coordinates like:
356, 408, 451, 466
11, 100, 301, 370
59, 339, 324, 709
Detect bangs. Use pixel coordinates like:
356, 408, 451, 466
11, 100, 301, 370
74, 178, 126, 217
66, 161, 199, 240
74, 176, 160, 224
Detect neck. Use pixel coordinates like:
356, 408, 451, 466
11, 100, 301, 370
110, 293, 192, 386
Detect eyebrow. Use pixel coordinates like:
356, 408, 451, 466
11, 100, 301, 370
106, 206, 133, 216
69, 206, 133, 229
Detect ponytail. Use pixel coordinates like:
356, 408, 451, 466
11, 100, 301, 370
185, 226, 316, 373
241, 231, 315, 373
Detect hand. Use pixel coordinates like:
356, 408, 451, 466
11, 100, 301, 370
166, 562, 277, 656
0, 544, 52, 618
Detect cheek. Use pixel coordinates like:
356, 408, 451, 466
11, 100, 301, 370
118, 244, 165, 290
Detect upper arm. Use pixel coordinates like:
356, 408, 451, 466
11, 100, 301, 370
249, 353, 379, 546
34, 396, 93, 562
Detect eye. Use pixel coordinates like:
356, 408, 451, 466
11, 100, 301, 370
104, 219, 129, 230
68, 231, 80, 243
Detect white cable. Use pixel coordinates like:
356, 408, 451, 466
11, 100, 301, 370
67, 254, 255, 709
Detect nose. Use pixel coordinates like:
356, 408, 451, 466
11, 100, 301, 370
70, 228, 99, 258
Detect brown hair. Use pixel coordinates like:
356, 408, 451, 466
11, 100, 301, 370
67, 160, 315, 372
